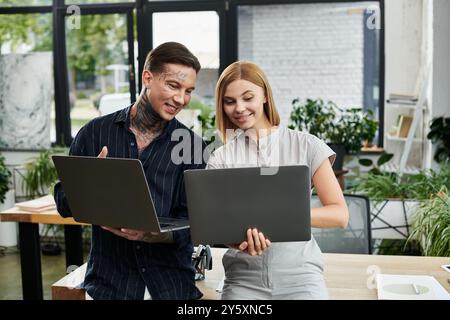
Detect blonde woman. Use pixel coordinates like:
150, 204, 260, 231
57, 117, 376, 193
207, 61, 349, 300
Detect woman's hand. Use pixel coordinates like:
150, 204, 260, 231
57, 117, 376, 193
228, 228, 271, 256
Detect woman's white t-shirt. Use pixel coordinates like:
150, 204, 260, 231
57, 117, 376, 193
206, 126, 335, 299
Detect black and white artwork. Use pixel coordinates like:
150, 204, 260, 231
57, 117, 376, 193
0, 52, 53, 150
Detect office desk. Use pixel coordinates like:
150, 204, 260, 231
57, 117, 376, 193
201, 249, 450, 300
52, 248, 450, 300
0, 206, 85, 300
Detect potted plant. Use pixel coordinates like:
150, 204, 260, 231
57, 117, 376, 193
329, 107, 378, 154
289, 98, 337, 141
427, 117, 450, 164
289, 99, 378, 170
289, 99, 342, 168
407, 187, 450, 257
23, 146, 70, 197
23, 147, 68, 255
351, 166, 450, 242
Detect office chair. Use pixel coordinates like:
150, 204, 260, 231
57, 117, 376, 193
311, 194, 372, 254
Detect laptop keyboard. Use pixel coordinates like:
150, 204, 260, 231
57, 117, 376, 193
159, 223, 173, 228
159, 218, 189, 229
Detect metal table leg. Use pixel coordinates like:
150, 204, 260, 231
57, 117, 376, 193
18, 222, 43, 300
64, 225, 84, 269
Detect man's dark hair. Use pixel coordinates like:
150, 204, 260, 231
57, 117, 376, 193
144, 42, 201, 74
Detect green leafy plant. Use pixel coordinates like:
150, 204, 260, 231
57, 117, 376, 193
22, 147, 68, 254
407, 187, 450, 257
198, 113, 216, 143
0, 155, 12, 204
351, 166, 450, 201
359, 153, 394, 175
289, 99, 378, 154
406, 166, 450, 200
351, 172, 410, 201
23, 147, 68, 198
288, 98, 337, 141
188, 98, 217, 145
330, 108, 378, 154
427, 117, 450, 164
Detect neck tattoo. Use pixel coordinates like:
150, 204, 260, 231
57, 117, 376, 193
130, 89, 167, 153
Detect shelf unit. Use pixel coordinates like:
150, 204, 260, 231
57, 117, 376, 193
386, 134, 422, 143
384, 69, 430, 175
380, 163, 421, 175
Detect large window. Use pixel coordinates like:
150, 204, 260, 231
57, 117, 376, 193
66, 13, 135, 137
148, 8, 221, 135
0, 0, 51, 6
0, 1, 384, 150
153, 11, 219, 106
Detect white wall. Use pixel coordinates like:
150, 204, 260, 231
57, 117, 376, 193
384, 0, 423, 95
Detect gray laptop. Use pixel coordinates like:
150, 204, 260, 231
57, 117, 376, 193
184, 165, 311, 245
52, 155, 189, 232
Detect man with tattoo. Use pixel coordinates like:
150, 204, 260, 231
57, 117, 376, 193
53, 42, 206, 300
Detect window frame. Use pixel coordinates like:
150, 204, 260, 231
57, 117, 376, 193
0, 0, 384, 150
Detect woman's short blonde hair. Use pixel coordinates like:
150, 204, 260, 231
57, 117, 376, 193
215, 61, 280, 142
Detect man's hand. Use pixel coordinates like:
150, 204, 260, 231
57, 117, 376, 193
101, 226, 173, 243
228, 228, 271, 256
98, 146, 108, 158
101, 226, 149, 241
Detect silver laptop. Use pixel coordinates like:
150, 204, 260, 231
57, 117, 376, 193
52, 155, 189, 232
184, 165, 311, 245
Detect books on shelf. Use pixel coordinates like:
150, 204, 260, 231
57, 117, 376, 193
387, 93, 418, 105
15, 195, 56, 212
396, 115, 413, 138
377, 274, 450, 300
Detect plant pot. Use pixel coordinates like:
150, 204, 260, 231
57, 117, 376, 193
0, 190, 18, 247
327, 144, 346, 171
41, 242, 62, 256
